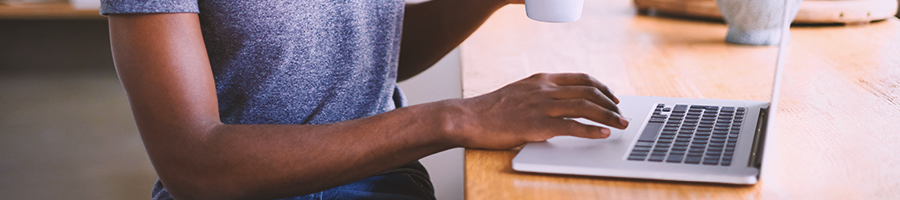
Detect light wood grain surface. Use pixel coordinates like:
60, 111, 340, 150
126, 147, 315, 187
0, 2, 103, 20
460, 0, 900, 199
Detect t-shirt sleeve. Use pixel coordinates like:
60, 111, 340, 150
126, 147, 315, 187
100, 0, 199, 15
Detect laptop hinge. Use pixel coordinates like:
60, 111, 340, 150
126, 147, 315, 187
747, 107, 769, 169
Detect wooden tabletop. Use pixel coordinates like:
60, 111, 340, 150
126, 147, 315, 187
460, 0, 900, 199
0, 2, 103, 20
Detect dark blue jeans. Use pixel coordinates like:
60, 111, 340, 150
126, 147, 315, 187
151, 161, 436, 200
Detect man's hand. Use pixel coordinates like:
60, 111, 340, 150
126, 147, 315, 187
448, 73, 629, 150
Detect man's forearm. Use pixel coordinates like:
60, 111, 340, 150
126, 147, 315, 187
149, 100, 463, 200
399, 0, 508, 81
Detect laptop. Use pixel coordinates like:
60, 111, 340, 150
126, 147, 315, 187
510, 1, 793, 185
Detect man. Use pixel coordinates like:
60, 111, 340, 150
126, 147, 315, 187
104, 0, 628, 199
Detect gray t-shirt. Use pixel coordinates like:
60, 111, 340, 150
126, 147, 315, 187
102, 1, 412, 199
102, 0, 406, 125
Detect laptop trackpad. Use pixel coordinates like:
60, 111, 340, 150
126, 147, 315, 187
569, 118, 628, 140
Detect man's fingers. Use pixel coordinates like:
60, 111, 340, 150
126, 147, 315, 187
544, 119, 610, 139
535, 73, 620, 104
542, 99, 628, 129
545, 85, 620, 114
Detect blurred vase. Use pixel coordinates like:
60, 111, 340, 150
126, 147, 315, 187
716, 0, 803, 45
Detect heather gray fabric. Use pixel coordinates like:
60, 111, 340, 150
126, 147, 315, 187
102, 0, 423, 199
102, 0, 406, 125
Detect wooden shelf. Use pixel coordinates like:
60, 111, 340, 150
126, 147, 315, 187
0, 2, 103, 20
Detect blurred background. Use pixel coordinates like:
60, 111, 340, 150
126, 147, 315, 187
2, 0, 898, 199
0, 0, 464, 200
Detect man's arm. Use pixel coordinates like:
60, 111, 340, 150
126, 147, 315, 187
399, 0, 517, 81
109, 13, 625, 200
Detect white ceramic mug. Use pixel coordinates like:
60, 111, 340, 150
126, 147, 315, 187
716, 0, 802, 45
525, 0, 585, 23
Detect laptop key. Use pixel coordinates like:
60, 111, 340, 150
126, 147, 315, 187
685, 156, 702, 164
633, 146, 652, 152
722, 160, 732, 166
703, 159, 720, 165
666, 154, 684, 163
649, 155, 665, 162
687, 152, 703, 157
628, 155, 647, 161
673, 142, 690, 146
672, 146, 688, 150
637, 122, 664, 142
635, 141, 654, 147
674, 105, 688, 112
689, 148, 705, 152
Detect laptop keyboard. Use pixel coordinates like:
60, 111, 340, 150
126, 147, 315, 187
627, 104, 746, 166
